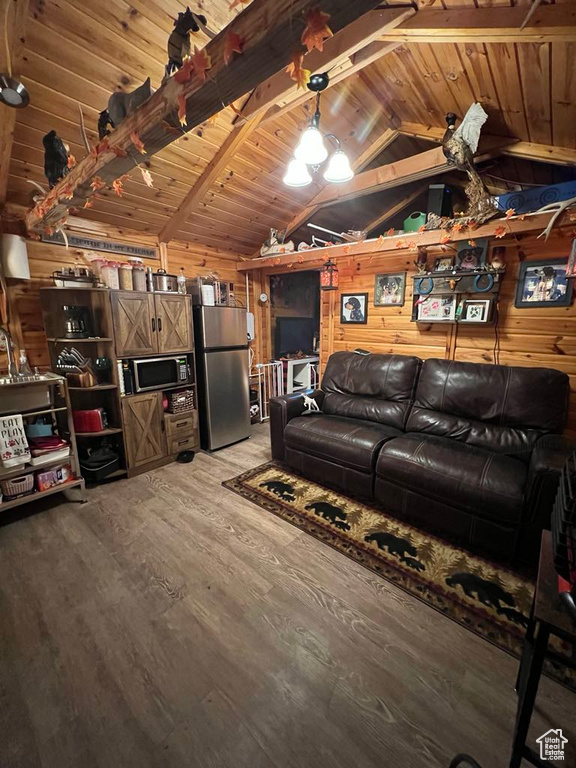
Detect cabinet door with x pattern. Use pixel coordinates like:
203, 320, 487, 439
155, 294, 191, 354
122, 392, 167, 469
111, 292, 158, 357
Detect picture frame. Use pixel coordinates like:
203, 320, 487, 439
567, 239, 576, 279
460, 298, 491, 323
340, 292, 368, 324
374, 272, 406, 307
457, 238, 488, 270
417, 295, 456, 322
514, 258, 574, 309
434, 256, 454, 272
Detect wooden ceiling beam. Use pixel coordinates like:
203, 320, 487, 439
158, 113, 266, 243
0, 0, 29, 207
283, 127, 399, 239
311, 136, 518, 208
399, 122, 576, 168
379, 5, 576, 44
24, 0, 385, 232
241, 7, 413, 124
364, 183, 430, 235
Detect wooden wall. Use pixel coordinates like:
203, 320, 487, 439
2, 218, 247, 370
319, 229, 576, 438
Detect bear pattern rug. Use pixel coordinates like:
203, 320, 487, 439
224, 462, 575, 691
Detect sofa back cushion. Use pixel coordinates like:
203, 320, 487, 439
406, 358, 569, 460
321, 351, 421, 429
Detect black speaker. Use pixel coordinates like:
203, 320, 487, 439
427, 183, 452, 218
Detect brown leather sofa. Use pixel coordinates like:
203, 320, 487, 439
270, 351, 572, 563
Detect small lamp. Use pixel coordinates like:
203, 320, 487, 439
294, 126, 328, 166
320, 259, 339, 291
283, 158, 313, 188
1, 235, 30, 279
323, 149, 353, 184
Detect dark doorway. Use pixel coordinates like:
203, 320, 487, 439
270, 271, 320, 358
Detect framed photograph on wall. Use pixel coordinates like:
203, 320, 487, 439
433, 256, 454, 272
374, 273, 406, 306
460, 299, 491, 323
514, 258, 574, 308
417, 295, 456, 322
457, 238, 488, 270
340, 292, 368, 324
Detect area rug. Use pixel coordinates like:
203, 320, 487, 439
224, 461, 575, 691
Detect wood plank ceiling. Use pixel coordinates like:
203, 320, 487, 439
6, 0, 576, 255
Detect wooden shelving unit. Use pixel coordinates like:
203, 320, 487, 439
0, 375, 85, 513
40, 287, 127, 480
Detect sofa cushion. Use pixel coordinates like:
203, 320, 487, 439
375, 434, 527, 523
406, 358, 569, 460
284, 415, 401, 472
321, 351, 421, 430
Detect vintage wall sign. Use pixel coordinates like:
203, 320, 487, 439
41, 232, 159, 260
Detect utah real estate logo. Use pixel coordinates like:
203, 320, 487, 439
536, 729, 568, 761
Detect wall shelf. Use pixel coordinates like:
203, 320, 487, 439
0, 478, 85, 513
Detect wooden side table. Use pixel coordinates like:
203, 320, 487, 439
509, 530, 576, 768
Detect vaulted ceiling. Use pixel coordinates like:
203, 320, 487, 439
5, 0, 576, 256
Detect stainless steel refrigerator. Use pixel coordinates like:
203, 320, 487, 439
193, 306, 251, 450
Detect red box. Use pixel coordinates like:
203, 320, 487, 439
72, 408, 107, 433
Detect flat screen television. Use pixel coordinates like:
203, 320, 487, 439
275, 317, 316, 357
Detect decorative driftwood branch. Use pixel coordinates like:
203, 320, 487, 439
25, 0, 384, 232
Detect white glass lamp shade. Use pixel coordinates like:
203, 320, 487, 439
323, 150, 354, 184
283, 158, 312, 188
1, 234, 30, 279
294, 126, 328, 166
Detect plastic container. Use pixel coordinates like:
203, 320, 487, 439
101, 261, 120, 290
119, 263, 133, 290
132, 265, 146, 292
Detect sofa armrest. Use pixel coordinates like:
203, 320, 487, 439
269, 389, 325, 461
524, 434, 576, 525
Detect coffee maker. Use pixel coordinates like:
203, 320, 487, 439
63, 305, 91, 339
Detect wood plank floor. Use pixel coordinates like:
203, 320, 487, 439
0, 424, 574, 768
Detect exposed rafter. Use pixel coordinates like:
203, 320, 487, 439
310, 136, 518, 209
0, 0, 29, 206
240, 7, 413, 124
24, 0, 385, 232
399, 123, 576, 168
379, 4, 576, 44
364, 183, 430, 236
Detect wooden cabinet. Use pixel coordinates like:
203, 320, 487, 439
111, 292, 157, 356
111, 293, 192, 357
155, 294, 192, 353
122, 392, 167, 470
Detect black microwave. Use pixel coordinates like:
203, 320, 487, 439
122, 355, 192, 394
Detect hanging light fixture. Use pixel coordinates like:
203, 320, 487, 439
284, 73, 353, 188
320, 259, 339, 291
0, 3, 30, 109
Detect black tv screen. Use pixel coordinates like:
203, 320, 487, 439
275, 317, 315, 356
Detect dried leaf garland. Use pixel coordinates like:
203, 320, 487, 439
224, 30, 245, 65
130, 131, 146, 154
190, 46, 212, 84
110, 145, 128, 157
90, 176, 106, 192
67, 154, 77, 169
229, 0, 250, 8
112, 179, 124, 197
174, 56, 195, 84
286, 52, 311, 90
302, 8, 333, 53
140, 167, 154, 187
440, 234, 451, 244
178, 91, 187, 126
505, 208, 516, 220
494, 226, 507, 239
162, 120, 182, 137
83, 198, 95, 209
386, 228, 395, 237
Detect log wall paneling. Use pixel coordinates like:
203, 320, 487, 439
316, 232, 576, 439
